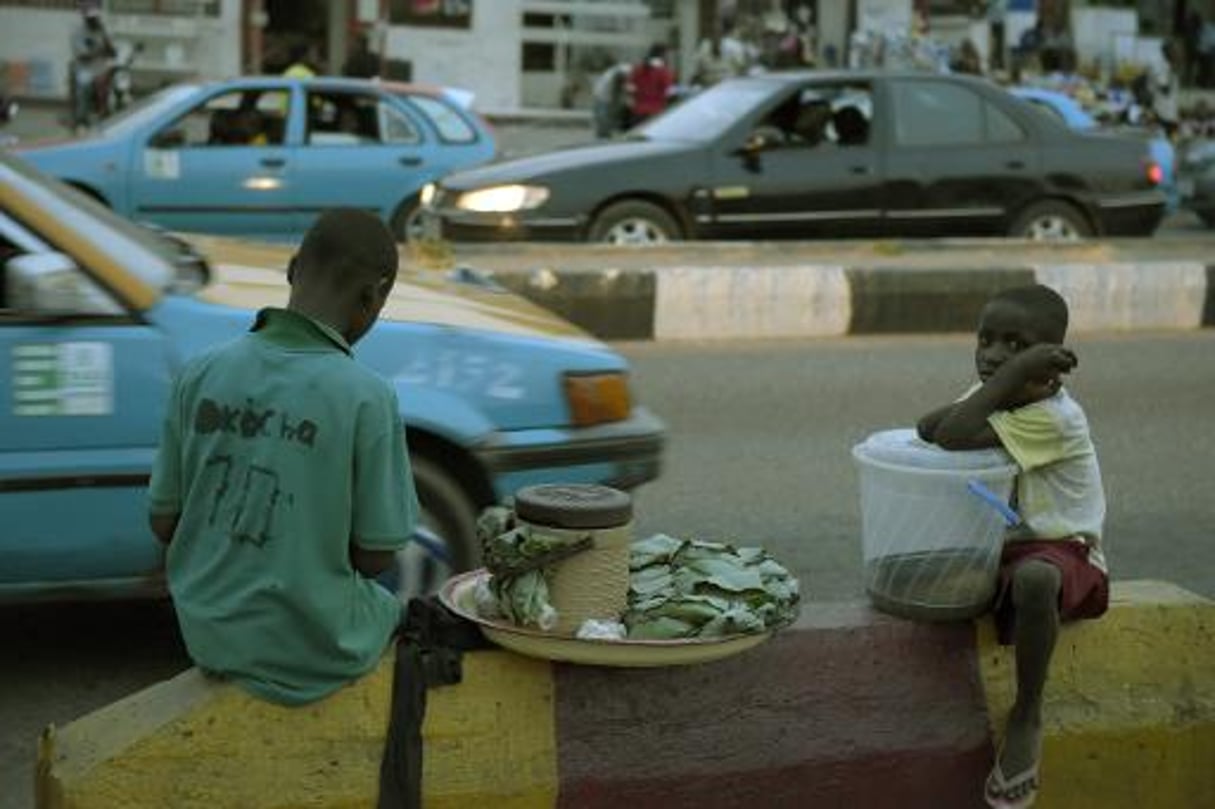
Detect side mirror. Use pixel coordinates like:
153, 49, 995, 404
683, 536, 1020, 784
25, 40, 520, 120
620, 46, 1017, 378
6, 253, 122, 315
741, 132, 768, 153
735, 133, 766, 172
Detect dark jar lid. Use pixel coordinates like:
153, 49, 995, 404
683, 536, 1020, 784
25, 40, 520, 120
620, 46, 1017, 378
514, 484, 633, 529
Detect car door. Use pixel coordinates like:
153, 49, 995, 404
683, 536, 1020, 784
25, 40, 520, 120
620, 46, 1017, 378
881, 78, 1039, 237
127, 85, 298, 239
0, 214, 174, 597
706, 82, 884, 240
292, 87, 430, 233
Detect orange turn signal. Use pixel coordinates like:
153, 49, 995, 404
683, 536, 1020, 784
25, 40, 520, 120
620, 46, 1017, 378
564, 373, 632, 427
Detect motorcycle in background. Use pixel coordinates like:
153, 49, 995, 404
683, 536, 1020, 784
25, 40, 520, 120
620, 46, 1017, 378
98, 41, 143, 117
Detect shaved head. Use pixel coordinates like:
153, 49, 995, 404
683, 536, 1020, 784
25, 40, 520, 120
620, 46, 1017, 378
287, 209, 400, 345
292, 208, 398, 291
990, 284, 1069, 343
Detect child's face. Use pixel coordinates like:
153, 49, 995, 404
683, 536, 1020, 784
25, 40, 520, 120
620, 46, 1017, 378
973, 299, 1051, 381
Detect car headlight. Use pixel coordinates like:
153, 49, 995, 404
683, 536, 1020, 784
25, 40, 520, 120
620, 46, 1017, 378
455, 184, 549, 213
564, 372, 632, 427
419, 182, 436, 206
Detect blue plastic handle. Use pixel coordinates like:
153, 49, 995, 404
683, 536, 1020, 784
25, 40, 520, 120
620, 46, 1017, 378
966, 479, 1022, 527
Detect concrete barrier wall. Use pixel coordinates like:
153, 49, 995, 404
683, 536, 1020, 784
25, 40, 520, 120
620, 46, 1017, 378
445, 242, 1215, 341
36, 580, 1215, 809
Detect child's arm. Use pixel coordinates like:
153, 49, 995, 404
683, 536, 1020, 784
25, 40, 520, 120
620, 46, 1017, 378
916, 404, 954, 442
150, 513, 180, 546
925, 344, 1076, 450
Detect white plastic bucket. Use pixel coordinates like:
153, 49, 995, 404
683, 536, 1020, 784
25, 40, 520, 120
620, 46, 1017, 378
852, 429, 1018, 621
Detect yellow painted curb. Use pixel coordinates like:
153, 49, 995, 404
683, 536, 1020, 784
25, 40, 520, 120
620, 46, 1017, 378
37, 648, 557, 809
978, 580, 1215, 809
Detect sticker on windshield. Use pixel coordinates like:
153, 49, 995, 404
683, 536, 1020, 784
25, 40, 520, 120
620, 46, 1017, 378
11, 343, 114, 416
144, 149, 181, 180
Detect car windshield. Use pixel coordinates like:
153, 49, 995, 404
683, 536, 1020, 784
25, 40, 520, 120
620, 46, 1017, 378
634, 79, 776, 142
96, 85, 199, 138
3, 154, 204, 292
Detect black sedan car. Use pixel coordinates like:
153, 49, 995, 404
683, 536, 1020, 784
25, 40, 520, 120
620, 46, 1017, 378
423, 70, 1166, 243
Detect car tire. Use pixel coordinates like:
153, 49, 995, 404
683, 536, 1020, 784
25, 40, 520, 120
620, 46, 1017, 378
588, 199, 681, 244
1008, 200, 1092, 241
389, 198, 424, 244
1197, 211, 1215, 229
388, 453, 479, 599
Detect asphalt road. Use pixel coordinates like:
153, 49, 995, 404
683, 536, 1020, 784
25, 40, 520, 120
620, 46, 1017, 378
2, 329, 1213, 808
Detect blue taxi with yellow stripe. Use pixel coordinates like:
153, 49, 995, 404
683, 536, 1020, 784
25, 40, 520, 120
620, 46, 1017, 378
0, 153, 664, 602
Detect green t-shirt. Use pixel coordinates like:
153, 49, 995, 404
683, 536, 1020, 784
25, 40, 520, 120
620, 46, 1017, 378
149, 308, 418, 705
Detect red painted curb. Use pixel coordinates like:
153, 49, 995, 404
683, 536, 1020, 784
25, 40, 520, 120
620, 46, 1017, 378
554, 608, 993, 808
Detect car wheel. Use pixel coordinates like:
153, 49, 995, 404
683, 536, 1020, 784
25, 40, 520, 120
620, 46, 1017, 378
389, 198, 424, 244
588, 200, 681, 244
1008, 200, 1092, 241
385, 454, 479, 602
1197, 211, 1215, 229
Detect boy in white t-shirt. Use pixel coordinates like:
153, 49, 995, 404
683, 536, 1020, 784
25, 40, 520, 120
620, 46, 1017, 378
916, 284, 1109, 809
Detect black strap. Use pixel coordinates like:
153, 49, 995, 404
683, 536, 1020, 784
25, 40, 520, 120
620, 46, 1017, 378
377, 595, 493, 809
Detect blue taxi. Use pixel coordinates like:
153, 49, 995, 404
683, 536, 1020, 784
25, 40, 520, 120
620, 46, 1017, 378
15, 77, 496, 242
0, 153, 664, 603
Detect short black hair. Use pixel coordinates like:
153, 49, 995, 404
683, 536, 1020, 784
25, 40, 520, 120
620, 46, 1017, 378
991, 284, 1069, 342
293, 208, 398, 289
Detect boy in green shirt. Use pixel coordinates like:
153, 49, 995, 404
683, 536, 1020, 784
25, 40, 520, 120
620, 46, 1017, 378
148, 208, 419, 705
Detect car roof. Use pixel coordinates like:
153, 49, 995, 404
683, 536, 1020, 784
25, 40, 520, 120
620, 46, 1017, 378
0, 153, 172, 308
194, 75, 456, 99
745, 69, 996, 86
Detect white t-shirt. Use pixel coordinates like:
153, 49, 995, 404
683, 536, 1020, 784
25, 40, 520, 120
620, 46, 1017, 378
988, 388, 1107, 572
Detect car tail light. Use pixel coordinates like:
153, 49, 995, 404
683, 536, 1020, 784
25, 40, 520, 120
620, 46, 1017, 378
1147, 161, 1164, 185
564, 372, 632, 426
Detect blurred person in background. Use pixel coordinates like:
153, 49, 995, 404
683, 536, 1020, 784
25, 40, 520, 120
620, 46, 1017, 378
343, 33, 380, 79
70, 3, 115, 131
591, 60, 632, 138
627, 44, 675, 125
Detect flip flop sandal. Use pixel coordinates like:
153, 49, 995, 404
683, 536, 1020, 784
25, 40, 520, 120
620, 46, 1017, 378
984, 757, 1040, 809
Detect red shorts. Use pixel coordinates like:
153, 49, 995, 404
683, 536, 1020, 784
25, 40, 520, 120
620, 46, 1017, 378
992, 539, 1109, 645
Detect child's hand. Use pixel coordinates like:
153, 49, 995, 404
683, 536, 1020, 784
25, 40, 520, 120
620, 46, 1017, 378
1009, 344, 1076, 404
1011, 343, 1077, 382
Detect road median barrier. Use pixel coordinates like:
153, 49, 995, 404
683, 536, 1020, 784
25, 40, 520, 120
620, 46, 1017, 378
36, 579, 1213, 809
417, 241, 1215, 341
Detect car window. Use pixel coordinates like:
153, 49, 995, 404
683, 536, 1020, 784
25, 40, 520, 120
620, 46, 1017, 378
96, 84, 199, 138
150, 88, 290, 148
0, 212, 124, 318
406, 94, 477, 143
893, 81, 983, 147
751, 84, 874, 150
306, 90, 420, 145
638, 79, 775, 142
985, 101, 1027, 143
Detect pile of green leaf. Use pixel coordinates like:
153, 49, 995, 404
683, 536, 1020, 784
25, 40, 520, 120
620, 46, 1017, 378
624, 534, 801, 640
477, 506, 801, 640
477, 505, 562, 630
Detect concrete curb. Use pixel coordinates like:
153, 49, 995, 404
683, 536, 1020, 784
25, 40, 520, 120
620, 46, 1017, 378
35, 580, 1215, 809
415, 241, 1215, 341
485, 261, 1214, 341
